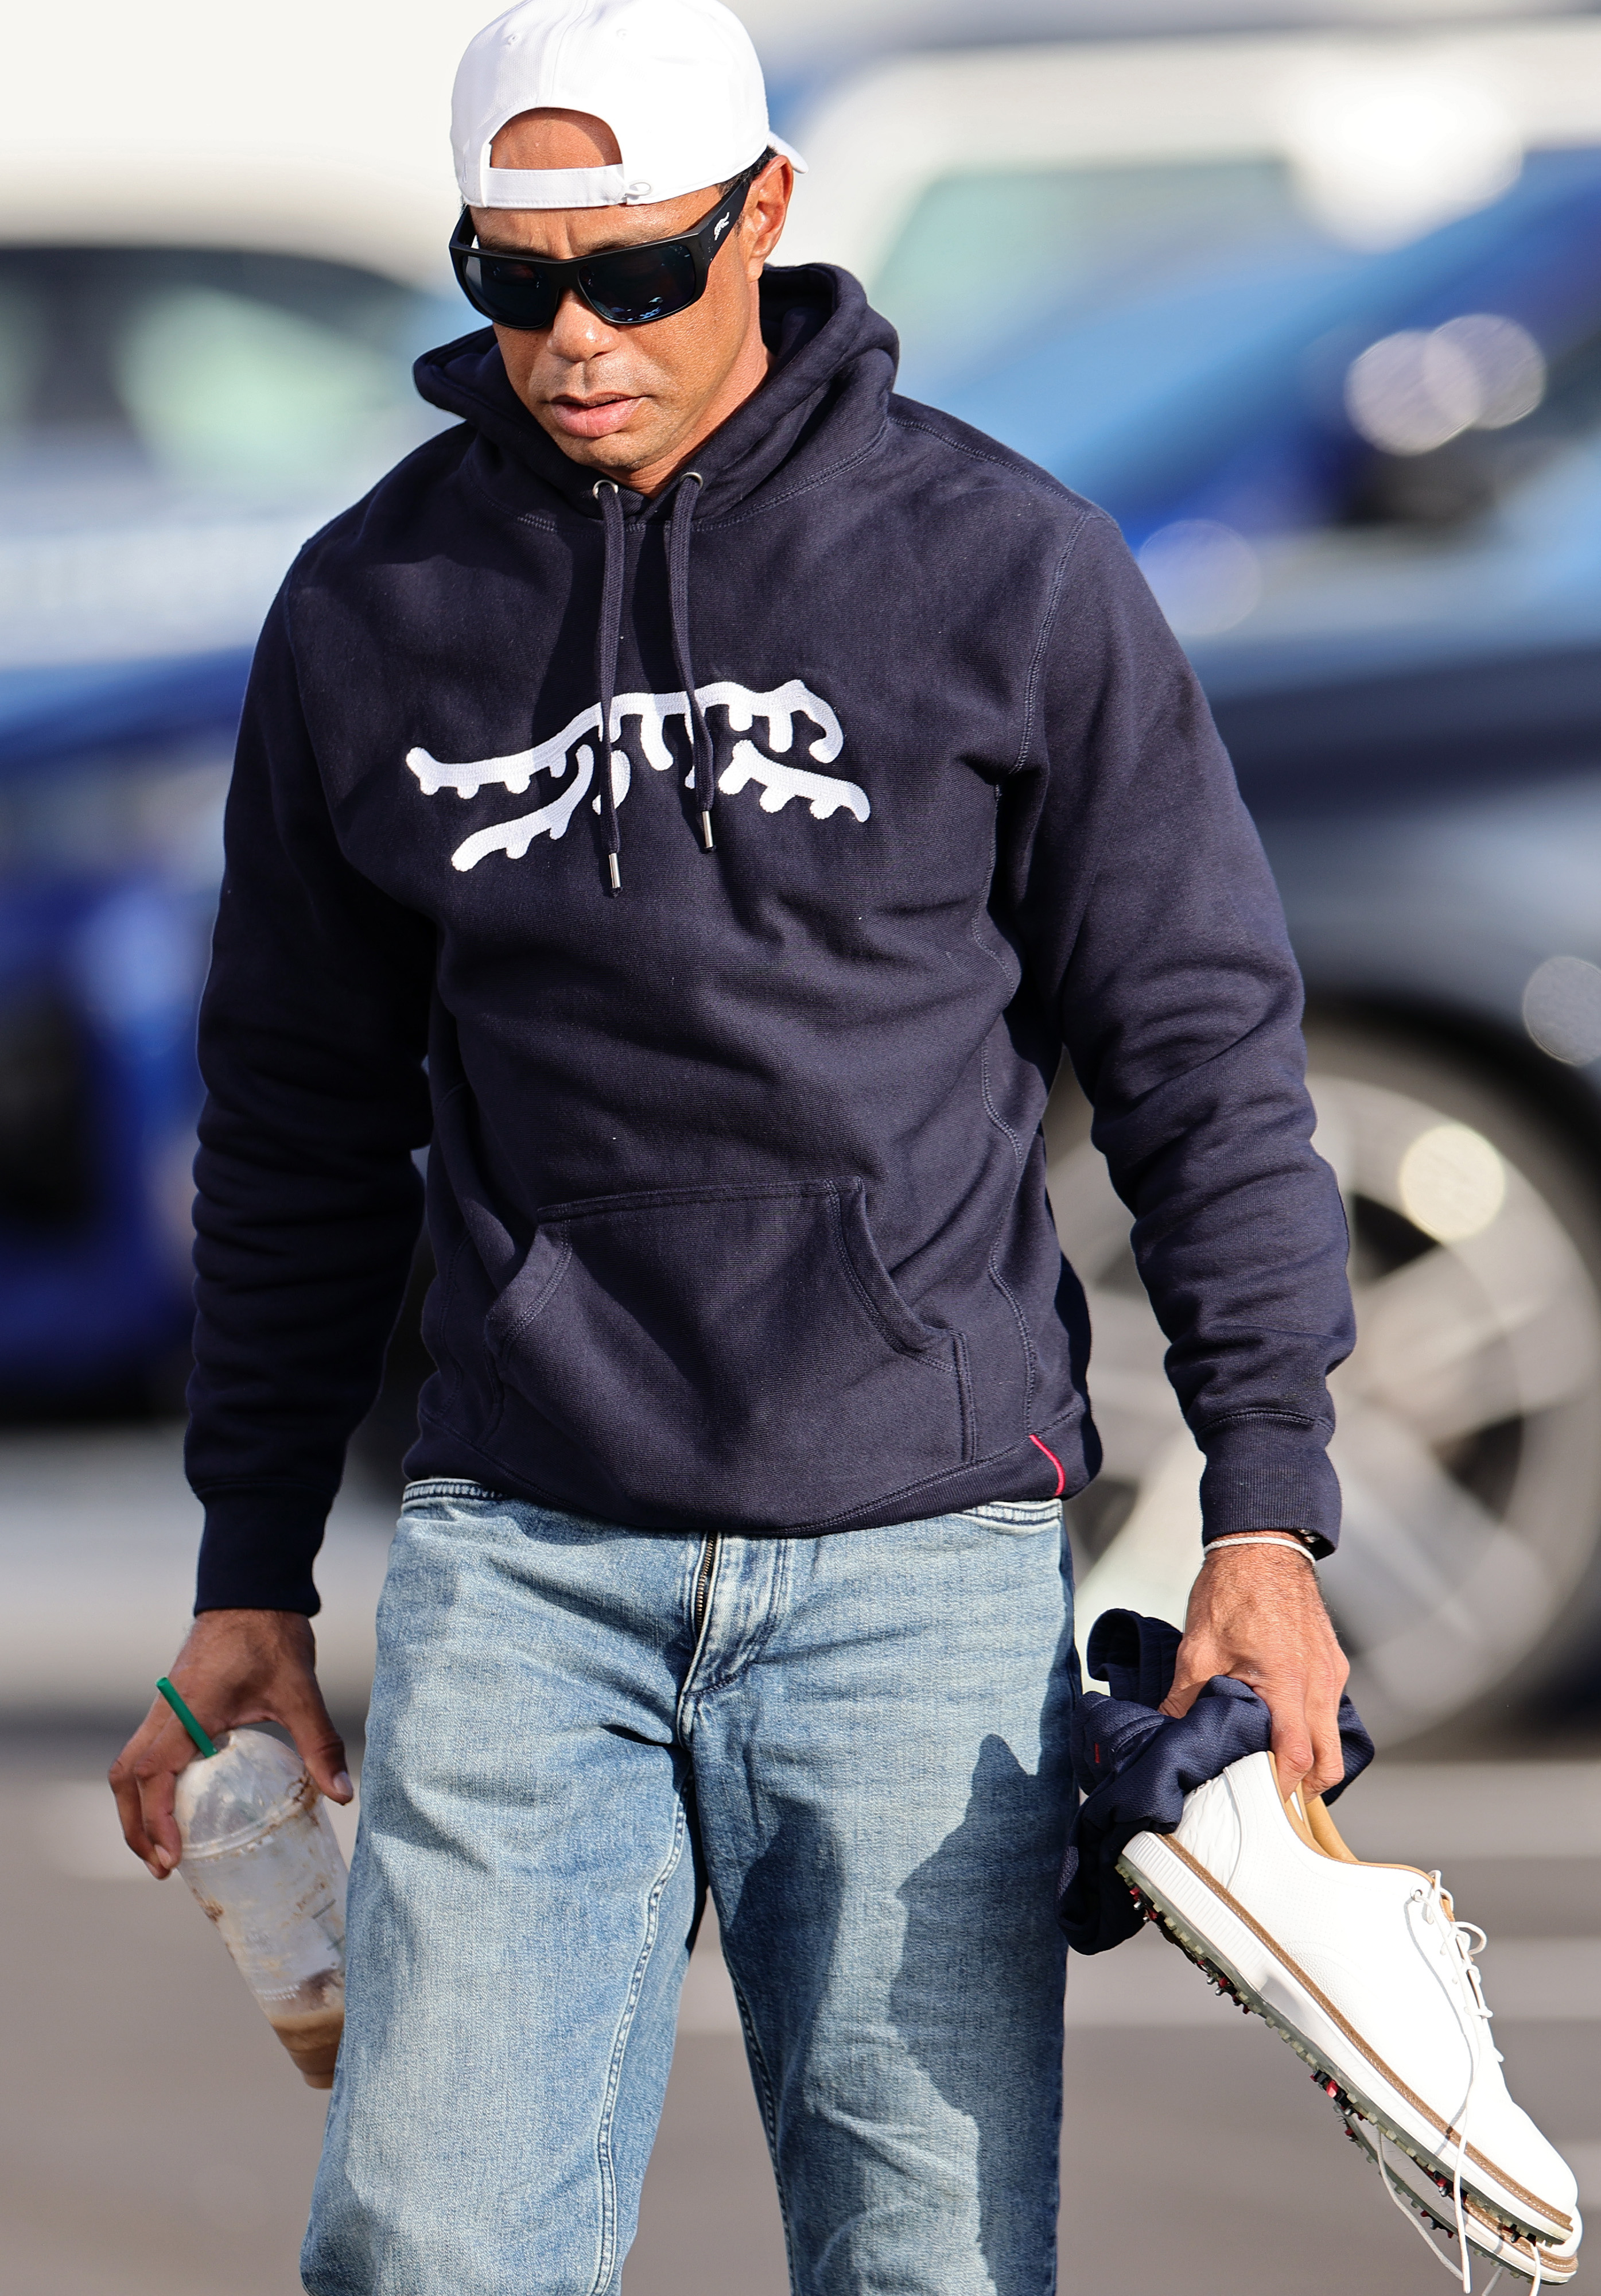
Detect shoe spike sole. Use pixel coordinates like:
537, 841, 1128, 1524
1114, 1856, 1571, 2281
1337, 2105, 1575, 2282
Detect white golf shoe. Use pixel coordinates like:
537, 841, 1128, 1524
1118, 1750, 1579, 2289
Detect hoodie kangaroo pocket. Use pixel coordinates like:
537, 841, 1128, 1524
483, 1178, 972, 1527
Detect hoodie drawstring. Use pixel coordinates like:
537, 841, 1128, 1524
666, 471, 713, 848
591, 478, 627, 891
589, 469, 711, 891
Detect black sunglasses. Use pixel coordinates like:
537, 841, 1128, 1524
450, 154, 768, 332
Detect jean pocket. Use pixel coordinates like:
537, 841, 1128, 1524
484, 1178, 972, 1525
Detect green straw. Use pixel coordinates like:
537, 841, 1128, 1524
156, 1677, 218, 1759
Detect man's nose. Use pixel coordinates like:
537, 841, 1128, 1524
545, 286, 619, 363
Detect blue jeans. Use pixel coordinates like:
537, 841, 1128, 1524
304, 1483, 1077, 2296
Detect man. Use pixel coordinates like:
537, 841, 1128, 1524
112, 0, 1355, 2287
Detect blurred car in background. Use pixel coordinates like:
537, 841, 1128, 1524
0, 253, 456, 1397
786, 14, 1601, 1742
0, 0, 479, 1397
10, 7, 1601, 1742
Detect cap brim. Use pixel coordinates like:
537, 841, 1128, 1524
768, 131, 807, 174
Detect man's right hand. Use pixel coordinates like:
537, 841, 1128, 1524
109, 1609, 352, 1878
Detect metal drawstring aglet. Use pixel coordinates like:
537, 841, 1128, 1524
607, 852, 621, 891
700, 811, 715, 851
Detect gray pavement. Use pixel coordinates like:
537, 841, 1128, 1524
6, 1424, 1599, 2294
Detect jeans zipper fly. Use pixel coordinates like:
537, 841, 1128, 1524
692, 1534, 720, 1639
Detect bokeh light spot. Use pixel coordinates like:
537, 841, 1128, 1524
1523, 955, 1601, 1066
1344, 315, 1544, 456
1397, 1122, 1506, 1243
1137, 520, 1261, 638
1283, 68, 1522, 249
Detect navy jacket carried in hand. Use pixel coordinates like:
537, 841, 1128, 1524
186, 262, 1355, 1613
1059, 1609, 1375, 1956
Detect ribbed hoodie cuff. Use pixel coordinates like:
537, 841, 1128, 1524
194, 1485, 331, 1615
1198, 1416, 1340, 1557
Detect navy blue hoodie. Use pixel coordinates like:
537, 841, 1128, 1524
187, 264, 1355, 1614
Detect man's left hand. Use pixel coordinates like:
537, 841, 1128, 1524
1159, 1543, 1349, 1800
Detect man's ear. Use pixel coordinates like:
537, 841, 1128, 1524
745, 157, 794, 267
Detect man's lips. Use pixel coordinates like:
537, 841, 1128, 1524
546, 393, 643, 439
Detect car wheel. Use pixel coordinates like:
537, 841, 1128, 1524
1044, 1019, 1601, 1744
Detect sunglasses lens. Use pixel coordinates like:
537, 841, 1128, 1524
579, 243, 701, 327
458, 250, 560, 330
450, 204, 718, 331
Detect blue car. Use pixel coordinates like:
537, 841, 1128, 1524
0, 650, 247, 1394
922, 147, 1601, 563
0, 238, 452, 1399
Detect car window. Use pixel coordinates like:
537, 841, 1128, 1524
116, 288, 410, 490
0, 247, 461, 668
0, 246, 454, 501
875, 159, 1347, 389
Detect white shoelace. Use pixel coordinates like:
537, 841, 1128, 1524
1374, 2129, 1541, 2291
1366, 1875, 1541, 2293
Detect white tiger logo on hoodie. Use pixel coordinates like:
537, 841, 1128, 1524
406, 678, 868, 871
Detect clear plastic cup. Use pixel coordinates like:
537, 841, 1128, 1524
173, 1727, 349, 2088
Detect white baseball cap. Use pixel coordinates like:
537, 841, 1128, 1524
452, 0, 807, 211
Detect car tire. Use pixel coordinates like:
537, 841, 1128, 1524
1044, 1017, 1601, 1745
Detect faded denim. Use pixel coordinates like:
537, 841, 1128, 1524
303, 1483, 1076, 2296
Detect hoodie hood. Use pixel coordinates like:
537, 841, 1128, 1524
412, 262, 899, 524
